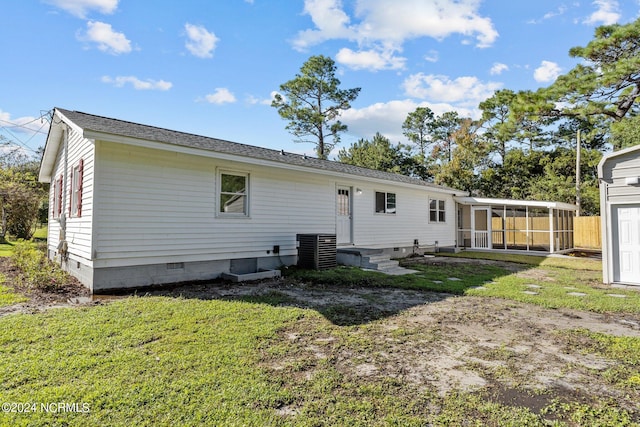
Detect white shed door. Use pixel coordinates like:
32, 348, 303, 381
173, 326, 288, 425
615, 206, 640, 284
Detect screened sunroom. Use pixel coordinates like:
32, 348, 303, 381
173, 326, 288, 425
454, 197, 578, 253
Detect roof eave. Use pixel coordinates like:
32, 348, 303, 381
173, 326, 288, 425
84, 128, 465, 195
454, 196, 578, 211
597, 144, 640, 179
38, 109, 63, 183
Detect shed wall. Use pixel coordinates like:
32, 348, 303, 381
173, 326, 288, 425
600, 147, 640, 286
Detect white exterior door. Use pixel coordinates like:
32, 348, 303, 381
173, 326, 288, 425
336, 186, 352, 245
471, 207, 492, 249
614, 205, 640, 284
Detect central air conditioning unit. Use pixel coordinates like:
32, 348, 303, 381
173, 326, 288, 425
296, 234, 337, 270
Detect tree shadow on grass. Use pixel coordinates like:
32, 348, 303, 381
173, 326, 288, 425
232, 286, 451, 326
135, 261, 522, 326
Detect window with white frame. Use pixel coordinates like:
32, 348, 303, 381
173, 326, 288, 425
219, 171, 249, 216
375, 191, 396, 214
70, 159, 84, 217
429, 199, 446, 223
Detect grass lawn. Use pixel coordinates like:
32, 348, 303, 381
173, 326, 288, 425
2, 294, 638, 426
431, 251, 640, 313
0, 275, 28, 307
31, 226, 48, 241
0, 240, 14, 257
437, 250, 602, 270
288, 253, 639, 314
1, 251, 639, 426
0, 225, 48, 257
0, 298, 306, 426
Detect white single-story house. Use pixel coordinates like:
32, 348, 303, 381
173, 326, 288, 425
39, 108, 581, 292
598, 144, 640, 286
39, 108, 471, 292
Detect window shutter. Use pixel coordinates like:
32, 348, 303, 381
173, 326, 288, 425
69, 168, 73, 216
58, 175, 63, 216
77, 158, 84, 217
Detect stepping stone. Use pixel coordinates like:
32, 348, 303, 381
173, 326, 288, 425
523, 291, 538, 295
471, 286, 487, 290
567, 292, 587, 297
447, 277, 462, 281
607, 294, 627, 298
432, 280, 443, 284
526, 284, 542, 289
563, 287, 577, 290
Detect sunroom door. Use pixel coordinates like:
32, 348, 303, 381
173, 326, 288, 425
471, 207, 492, 249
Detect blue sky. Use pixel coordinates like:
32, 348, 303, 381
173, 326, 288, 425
1, 0, 639, 160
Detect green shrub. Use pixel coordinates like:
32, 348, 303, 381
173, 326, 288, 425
10, 241, 69, 291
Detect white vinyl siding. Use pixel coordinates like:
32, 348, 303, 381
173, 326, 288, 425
92, 142, 335, 267
47, 126, 95, 263
91, 141, 458, 268
354, 185, 456, 249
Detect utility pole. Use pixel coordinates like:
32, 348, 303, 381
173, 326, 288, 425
576, 129, 581, 217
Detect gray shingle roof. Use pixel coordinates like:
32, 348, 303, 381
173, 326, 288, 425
57, 108, 463, 193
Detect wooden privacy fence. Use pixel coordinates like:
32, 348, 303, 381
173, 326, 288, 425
574, 216, 601, 249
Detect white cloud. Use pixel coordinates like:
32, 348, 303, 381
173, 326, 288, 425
543, 5, 568, 20
490, 62, 509, 75
341, 100, 423, 142
184, 23, 219, 58
584, 0, 620, 25
527, 5, 568, 24
341, 99, 478, 144
101, 76, 172, 90
355, 0, 498, 47
335, 47, 405, 70
247, 91, 280, 106
204, 88, 237, 105
79, 20, 131, 54
533, 60, 562, 83
0, 110, 48, 136
293, 0, 499, 59
402, 73, 502, 107
45, 0, 118, 18
0, 143, 32, 161
424, 50, 439, 63
292, 0, 355, 51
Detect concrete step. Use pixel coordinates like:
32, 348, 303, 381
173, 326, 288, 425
337, 247, 418, 276
362, 255, 399, 271
380, 266, 420, 276
365, 254, 392, 264
369, 260, 400, 270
